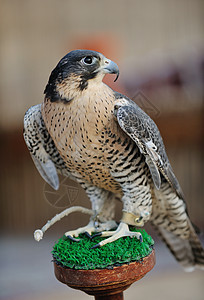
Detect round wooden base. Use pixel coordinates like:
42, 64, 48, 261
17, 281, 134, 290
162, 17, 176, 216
54, 249, 155, 299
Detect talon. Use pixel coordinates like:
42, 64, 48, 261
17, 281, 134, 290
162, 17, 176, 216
139, 235, 143, 242
84, 231, 93, 239
91, 243, 101, 249
66, 235, 81, 242
91, 232, 102, 239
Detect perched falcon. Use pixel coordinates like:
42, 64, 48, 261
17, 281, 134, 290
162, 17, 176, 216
24, 50, 204, 271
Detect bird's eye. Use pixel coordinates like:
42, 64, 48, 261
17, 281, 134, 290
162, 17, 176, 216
82, 56, 97, 65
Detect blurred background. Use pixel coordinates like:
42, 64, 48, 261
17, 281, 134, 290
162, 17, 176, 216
0, 0, 203, 299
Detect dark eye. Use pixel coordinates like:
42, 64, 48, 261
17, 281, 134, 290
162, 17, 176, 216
84, 56, 93, 64
82, 56, 97, 65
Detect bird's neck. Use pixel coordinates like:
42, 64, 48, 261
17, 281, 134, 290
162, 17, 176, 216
50, 75, 112, 104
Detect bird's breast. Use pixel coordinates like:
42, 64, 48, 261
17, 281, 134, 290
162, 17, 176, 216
42, 87, 123, 192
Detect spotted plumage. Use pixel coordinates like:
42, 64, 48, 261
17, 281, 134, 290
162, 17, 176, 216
24, 50, 204, 271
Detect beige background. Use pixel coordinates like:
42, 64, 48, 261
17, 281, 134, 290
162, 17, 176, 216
0, 1, 203, 299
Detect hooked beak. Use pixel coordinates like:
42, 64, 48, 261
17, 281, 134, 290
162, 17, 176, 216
101, 59, 120, 82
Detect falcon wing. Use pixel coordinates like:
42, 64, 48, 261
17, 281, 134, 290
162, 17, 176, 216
23, 104, 59, 190
30, 149, 59, 190
114, 94, 184, 199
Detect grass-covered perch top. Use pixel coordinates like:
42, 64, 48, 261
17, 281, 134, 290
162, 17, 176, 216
52, 228, 154, 270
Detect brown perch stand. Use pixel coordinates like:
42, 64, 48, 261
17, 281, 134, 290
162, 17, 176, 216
54, 249, 155, 299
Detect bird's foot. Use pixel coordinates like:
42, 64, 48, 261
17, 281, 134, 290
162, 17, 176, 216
91, 222, 143, 248
65, 221, 95, 241
65, 220, 118, 241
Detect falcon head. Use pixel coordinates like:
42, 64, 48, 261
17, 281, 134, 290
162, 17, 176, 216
44, 50, 119, 103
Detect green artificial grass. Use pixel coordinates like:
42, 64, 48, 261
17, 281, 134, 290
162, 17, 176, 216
52, 227, 154, 270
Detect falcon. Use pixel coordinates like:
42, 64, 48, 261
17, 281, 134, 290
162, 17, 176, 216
23, 50, 204, 271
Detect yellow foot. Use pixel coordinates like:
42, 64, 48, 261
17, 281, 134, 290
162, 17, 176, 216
65, 221, 95, 241
91, 222, 143, 248
65, 220, 118, 241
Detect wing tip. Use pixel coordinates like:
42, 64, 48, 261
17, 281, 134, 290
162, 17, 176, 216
50, 178, 59, 190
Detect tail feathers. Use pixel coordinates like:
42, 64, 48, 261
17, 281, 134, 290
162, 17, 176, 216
152, 221, 204, 271
187, 220, 204, 270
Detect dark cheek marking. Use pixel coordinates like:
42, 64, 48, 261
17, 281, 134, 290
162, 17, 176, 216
79, 78, 88, 91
